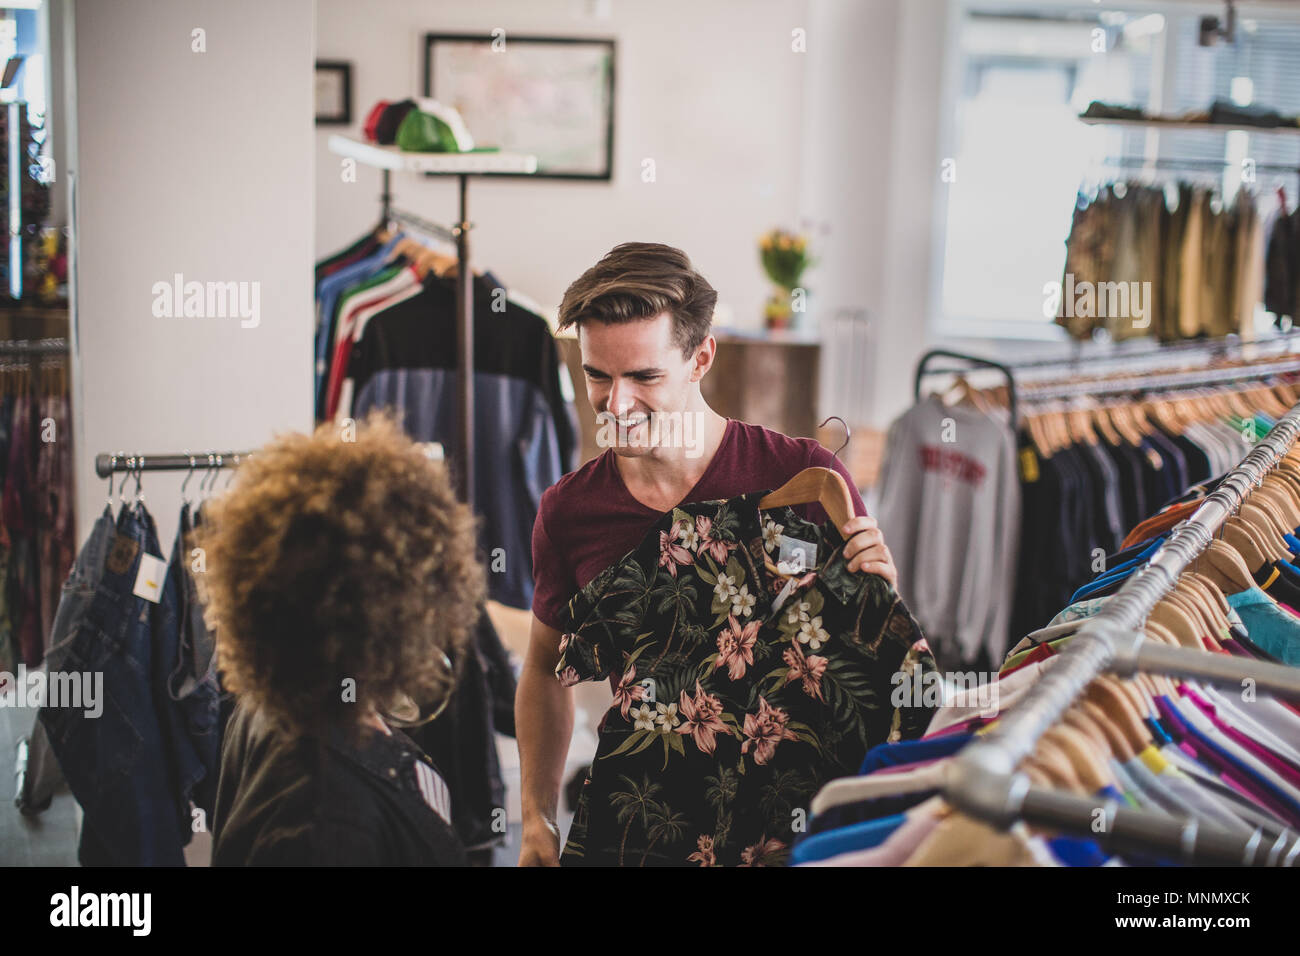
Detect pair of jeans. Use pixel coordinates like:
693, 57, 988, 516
18, 505, 116, 812
39, 501, 185, 865
152, 502, 220, 830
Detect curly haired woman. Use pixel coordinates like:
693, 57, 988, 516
206, 412, 484, 866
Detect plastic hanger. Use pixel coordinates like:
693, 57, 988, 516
809, 758, 948, 815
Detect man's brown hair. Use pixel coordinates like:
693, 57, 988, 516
200, 411, 484, 736
556, 242, 718, 356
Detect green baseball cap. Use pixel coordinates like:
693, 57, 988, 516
395, 98, 498, 153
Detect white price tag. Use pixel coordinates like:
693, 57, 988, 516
777, 534, 817, 575
133, 553, 167, 604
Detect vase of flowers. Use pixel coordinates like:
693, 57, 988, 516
759, 229, 813, 330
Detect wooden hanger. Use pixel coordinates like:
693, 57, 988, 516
1264, 471, 1300, 516
1239, 502, 1292, 557
1025, 411, 1054, 458
1147, 599, 1201, 649
1192, 539, 1255, 595
1042, 725, 1113, 793
1185, 570, 1231, 618
1030, 737, 1086, 792
1169, 584, 1220, 640
1250, 488, 1297, 532
1022, 753, 1072, 790
1078, 698, 1135, 761
1061, 707, 1116, 759
1262, 474, 1300, 522
1109, 404, 1143, 447
1221, 518, 1270, 572
759, 467, 855, 532
1092, 403, 1123, 446
1179, 576, 1230, 641
1084, 679, 1151, 754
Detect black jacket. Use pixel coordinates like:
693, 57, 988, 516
212, 703, 466, 866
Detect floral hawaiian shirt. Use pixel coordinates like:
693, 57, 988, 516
554, 490, 937, 867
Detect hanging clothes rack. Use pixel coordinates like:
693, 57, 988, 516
94, 451, 251, 479
914, 340, 1300, 424
327, 135, 539, 508
940, 400, 1300, 865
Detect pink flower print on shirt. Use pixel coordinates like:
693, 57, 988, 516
659, 525, 694, 577
738, 836, 787, 866
694, 515, 732, 563
782, 642, 827, 701
676, 680, 731, 755
687, 834, 718, 866
741, 696, 799, 765
715, 614, 759, 680
612, 665, 646, 719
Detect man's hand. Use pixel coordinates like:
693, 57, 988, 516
839, 514, 897, 591
518, 816, 562, 867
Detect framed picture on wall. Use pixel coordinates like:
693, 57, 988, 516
423, 33, 616, 180
315, 61, 352, 125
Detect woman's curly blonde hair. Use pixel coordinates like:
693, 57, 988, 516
200, 411, 484, 735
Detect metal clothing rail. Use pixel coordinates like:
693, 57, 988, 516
1018, 353, 1300, 401
943, 400, 1300, 865
914, 344, 1300, 423
380, 170, 473, 506
0, 336, 68, 355
384, 203, 456, 244
1098, 156, 1300, 176
913, 349, 1019, 426
94, 451, 252, 479
919, 330, 1300, 380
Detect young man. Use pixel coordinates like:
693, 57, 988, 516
517, 242, 898, 866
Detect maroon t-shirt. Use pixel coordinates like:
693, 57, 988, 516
530, 418, 868, 632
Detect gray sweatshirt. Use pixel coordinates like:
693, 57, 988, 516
875, 394, 1021, 665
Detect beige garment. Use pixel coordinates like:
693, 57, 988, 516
1199, 193, 1231, 336
1235, 192, 1264, 338
1178, 189, 1204, 337
902, 807, 1052, 866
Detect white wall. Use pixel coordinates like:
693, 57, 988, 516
315, 0, 809, 331
70, 0, 316, 547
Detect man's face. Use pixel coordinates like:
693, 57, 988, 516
578, 312, 709, 458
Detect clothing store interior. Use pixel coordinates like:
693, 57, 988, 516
3, 0, 1300, 878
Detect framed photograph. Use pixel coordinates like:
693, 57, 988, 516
315, 61, 352, 126
424, 33, 616, 180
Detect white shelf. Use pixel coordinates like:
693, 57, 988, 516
327, 135, 539, 174
1080, 115, 1300, 137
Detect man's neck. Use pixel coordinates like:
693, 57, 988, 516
615, 406, 729, 510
